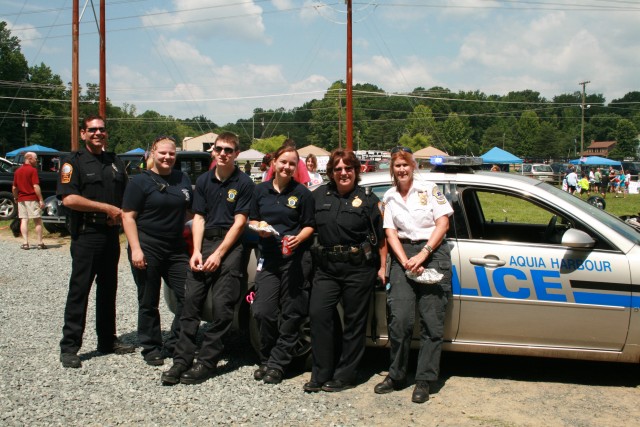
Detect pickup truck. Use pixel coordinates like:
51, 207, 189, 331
0, 151, 67, 220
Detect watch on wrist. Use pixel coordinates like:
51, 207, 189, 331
422, 244, 434, 255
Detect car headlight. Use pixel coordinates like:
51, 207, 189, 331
45, 199, 59, 216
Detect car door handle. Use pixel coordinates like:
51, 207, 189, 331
469, 257, 506, 267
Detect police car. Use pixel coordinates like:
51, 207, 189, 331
166, 156, 640, 365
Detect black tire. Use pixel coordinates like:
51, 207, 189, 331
0, 191, 17, 220
43, 221, 68, 234
587, 195, 606, 210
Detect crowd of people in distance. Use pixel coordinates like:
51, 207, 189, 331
55, 115, 454, 404
563, 165, 631, 199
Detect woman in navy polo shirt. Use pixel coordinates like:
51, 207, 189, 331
249, 144, 315, 384
122, 136, 192, 366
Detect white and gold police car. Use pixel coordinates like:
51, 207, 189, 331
166, 156, 640, 365
360, 156, 640, 364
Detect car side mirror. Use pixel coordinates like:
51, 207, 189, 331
561, 228, 596, 249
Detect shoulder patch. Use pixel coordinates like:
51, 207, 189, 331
61, 163, 73, 184
432, 186, 447, 205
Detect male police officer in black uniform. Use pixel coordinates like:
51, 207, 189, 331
161, 132, 254, 385
59, 115, 134, 369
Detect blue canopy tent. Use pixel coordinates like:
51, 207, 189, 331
6, 144, 59, 158
569, 156, 621, 167
123, 147, 146, 155
480, 147, 523, 164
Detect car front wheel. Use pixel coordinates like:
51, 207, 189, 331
0, 191, 17, 220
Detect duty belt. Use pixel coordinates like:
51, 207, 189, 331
311, 242, 372, 265
204, 227, 228, 239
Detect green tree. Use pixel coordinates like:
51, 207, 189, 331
0, 21, 30, 153
439, 112, 474, 155
251, 135, 287, 154
515, 110, 540, 158
609, 119, 638, 160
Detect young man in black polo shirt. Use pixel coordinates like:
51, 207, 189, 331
161, 132, 255, 385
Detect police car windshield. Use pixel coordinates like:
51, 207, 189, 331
543, 183, 640, 243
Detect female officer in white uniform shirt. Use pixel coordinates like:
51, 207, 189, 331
374, 147, 453, 404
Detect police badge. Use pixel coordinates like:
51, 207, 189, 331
227, 189, 238, 202
352, 196, 362, 207
287, 196, 298, 208
432, 187, 447, 204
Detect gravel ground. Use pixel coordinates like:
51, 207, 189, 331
0, 231, 639, 426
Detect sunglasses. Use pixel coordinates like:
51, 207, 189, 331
333, 166, 354, 173
213, 146, 236, 154
390, 146, 412, 154
85, 127, 106, 133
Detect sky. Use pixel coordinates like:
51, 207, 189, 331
2, 0, 639, 126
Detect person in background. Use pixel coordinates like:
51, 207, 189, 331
161, 132, 254, 386
122, 136, 192, 366
305, 153, 323, 186
375, 146, 453, 404
259, 154, 272, 182
600, 168, 609, 198
244, 160, 252, 175
588, 168, 596, 192
594, 168, 602, 195
577, 174, 590, 197
304, 149, 386, 393
264, 139, 310, 185
12, 151, 46, 250
616, 169, 626, 198
249, 145, 315, 385
608, 167, 617, 194
565, 166, 578, 195
58, 115, 134, 369
490, 164, 500, 172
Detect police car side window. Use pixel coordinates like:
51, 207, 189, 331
460, 188, 571, 245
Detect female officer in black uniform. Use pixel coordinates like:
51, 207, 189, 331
122, 136, 192, 366
249, 145, 315, 384
304, 149, 386, 393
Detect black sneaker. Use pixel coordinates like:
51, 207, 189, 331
253, 364, 268, 381
60, 353, 81, 369
180, 362, 217, 385
262, 368, 283, 384
97, 339, 135, 355
161, 363, 189, 385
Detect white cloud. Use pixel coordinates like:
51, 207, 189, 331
141, 0, 268, 42
272, 0, 295, 10
4, 21, 41, 48
356, 55, 439, 92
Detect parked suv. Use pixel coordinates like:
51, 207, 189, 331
520, 163, 555, 183
0, 150, 68, 220
41, 150, 211, 233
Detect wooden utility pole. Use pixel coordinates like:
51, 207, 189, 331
345, 0, 353, 151
99, 0, 106, 119
579, 80, 590, 157
71, 0, 79, 151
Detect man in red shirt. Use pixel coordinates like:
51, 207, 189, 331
12, 152, 46, 249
